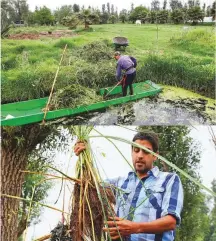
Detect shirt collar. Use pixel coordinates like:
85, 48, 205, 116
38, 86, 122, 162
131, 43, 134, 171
128, 166, 160, 179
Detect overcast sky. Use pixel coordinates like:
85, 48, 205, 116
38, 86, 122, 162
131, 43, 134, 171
26, 125, 216, 241
27, 0, 214, 12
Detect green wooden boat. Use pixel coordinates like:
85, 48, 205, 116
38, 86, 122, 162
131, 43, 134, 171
1, 80, 162, 126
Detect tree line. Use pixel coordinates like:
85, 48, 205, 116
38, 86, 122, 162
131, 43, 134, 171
1, 0, 216, 29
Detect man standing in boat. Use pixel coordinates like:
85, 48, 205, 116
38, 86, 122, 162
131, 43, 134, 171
74, 131, 184, 241
114, 51, 137, 97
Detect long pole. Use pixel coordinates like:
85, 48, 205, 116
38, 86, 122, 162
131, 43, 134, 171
104, 81, 121, 98
42, 44, 68, 124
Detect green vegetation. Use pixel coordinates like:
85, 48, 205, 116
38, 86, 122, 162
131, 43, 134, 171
18, 157, 53, 239
50, 84, 103, 109
138, 52, 214, 97
2, 24, 215, 104
170, 28, 215, 56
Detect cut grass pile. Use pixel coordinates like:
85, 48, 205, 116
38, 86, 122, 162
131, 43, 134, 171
50, 84, 103, 109
74, 40, 113, 63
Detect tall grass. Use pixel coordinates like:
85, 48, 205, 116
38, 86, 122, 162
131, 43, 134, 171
137, 54, 215, 98
170, 28, 215, 57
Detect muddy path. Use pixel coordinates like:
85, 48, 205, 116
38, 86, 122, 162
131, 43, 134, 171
8, 30, 77, 40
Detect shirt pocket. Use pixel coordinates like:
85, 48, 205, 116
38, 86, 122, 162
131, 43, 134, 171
117, 188, 131, 204
147, 186, 165, 210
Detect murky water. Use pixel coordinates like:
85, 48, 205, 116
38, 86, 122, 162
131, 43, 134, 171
53, 96, 214, 126
86, 98, 210, 125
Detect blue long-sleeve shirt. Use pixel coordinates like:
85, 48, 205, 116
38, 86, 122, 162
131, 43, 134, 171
104, 166, 184, 241
116, 55, 136, 81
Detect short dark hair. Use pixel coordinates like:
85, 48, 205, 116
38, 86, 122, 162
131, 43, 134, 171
114, 51, 121, 56
132, 132, 159, 152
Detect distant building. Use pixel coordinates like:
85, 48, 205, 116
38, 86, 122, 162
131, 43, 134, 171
14, 20, 26, 27
203, 17, 215, 23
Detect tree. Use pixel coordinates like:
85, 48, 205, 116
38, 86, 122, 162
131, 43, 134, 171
102, 4, 106, 14
204, 179, 216, 241
2, 0, 29, 23
129, 6, 149, 23
111, 4, 115, 14
170, 9, 184, 23
182, 4, 189, 22
26, 11, 36, 25
170, 0, 183, 10
100, 11, 109, 24
206, 5, 211, 16
54, 5, 73, 24
17, 157, 53, 238
146, 11, 157, 23
34, 6, 54, 25
211, 1, 216, 19
202, 3, 206, 13
80, 9, 100, 28
1, 1, 14, 36
107, 2, 110, 14
187, 6, 204, 24
119, 9, 128, 23
157, 10, 169, 23
62, 14, 80, 29
163, 0, 168, 9
188, 0, 195, 8
1, 125, 55, 241
73, 4, 80, 13
194, 0, 200, 7
63, 9, 99, 29
109, 14, 117, 24
14, 0, 29, 22
131, 3, 134, 12
151, 0, 160, 11
137, 126, 211, 241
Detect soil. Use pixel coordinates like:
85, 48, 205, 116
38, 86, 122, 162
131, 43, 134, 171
8, 30, 77, 40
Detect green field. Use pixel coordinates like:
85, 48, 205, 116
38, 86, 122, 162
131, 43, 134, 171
2, 24, 215, 103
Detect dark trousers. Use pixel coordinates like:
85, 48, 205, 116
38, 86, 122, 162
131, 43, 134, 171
122, 72, 136, 97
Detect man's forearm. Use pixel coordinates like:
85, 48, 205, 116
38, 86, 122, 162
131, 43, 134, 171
133, 215, 176, 234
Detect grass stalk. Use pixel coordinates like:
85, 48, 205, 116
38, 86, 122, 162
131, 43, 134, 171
89, 134, 216, 198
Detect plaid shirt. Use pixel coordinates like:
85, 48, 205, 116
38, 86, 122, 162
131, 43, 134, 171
106, 166, 184, 241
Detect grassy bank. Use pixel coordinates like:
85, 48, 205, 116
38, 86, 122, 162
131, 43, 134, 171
2, 24, 215, 103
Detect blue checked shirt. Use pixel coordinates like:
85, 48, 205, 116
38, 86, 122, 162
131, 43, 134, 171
106, 166, 184, 241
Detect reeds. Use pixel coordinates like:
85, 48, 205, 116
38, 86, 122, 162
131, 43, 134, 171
69, 126, 116, 241
2, 126, 216, 241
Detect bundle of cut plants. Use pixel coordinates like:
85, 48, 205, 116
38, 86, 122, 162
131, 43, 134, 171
69, 126, 116, 241
50, 84, 103, 110
74, 40, 113, 63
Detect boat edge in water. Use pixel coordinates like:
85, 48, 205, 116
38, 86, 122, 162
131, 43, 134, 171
1, 80, 162, 126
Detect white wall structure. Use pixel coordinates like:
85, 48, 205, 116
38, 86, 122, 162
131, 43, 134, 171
203, 16, 214, 22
